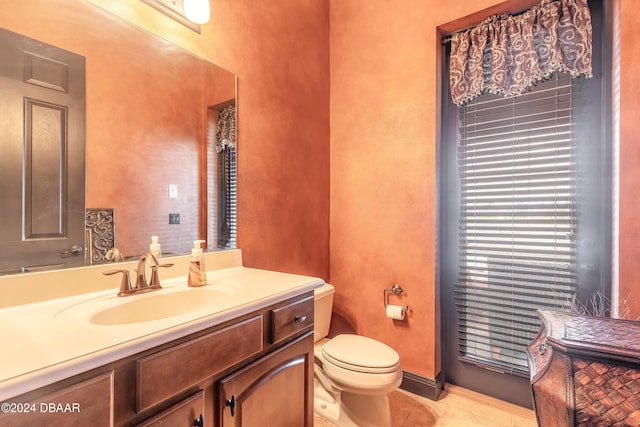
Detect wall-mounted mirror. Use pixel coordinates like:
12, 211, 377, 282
0, 0, 237, 275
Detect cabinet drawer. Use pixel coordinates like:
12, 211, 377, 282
270, 295, 313, 344
0, 371, 113, 427
137, 315, 263, 412
138, 390, 204, 427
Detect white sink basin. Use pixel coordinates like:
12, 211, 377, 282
90, 287, 232, 325
54, 286, 234, 326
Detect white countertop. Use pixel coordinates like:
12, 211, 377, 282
0, 263, 323, 401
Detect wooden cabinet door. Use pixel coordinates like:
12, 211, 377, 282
0, 372, 113, 427
218, 333, 313, 427
138, 390, 205, 427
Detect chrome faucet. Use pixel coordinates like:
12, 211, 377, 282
103, 253, 173, 296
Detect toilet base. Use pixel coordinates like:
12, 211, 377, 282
314, 379, 392, 427
342, 392, 392, 427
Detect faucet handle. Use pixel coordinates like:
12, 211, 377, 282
104, 269, 134, 296
149, 263, 174, 289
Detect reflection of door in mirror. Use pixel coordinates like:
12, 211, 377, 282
0, 28, 86, 274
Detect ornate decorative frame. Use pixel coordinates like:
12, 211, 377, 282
85, 209, 115, 264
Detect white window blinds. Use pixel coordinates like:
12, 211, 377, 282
218, 147, 237, 249
456, 72, 580, 374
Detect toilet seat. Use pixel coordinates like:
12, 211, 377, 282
318, 334, 402, 396
321, 334, 400, 374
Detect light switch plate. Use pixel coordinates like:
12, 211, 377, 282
169, 184, 178, 198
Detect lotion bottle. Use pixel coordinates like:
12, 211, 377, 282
150, 235, 161, 258
188, 240, 207, 287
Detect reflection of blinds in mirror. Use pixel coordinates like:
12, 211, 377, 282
217, 143, 237, 249
455, 73, 578, 375
208, 105, 237, 250
226, 148, 237, 249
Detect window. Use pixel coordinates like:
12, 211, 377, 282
440, 0, 611, 404
456, 73, 586, 374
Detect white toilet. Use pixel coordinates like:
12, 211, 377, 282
313, 283, 402, 427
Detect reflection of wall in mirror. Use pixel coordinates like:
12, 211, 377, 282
0, 0, 236, 259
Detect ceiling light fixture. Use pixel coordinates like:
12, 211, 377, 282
184, 0, 210, 24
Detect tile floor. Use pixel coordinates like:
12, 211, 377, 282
314, 384, 537, 426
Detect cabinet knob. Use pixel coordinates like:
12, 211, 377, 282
294, 315, 307, 323
226, 395, 236, 417
193, 414, 204, 427
538, 341, 547, 355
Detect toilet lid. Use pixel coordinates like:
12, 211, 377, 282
321, 334, 400, 374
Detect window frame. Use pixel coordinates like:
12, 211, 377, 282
438, 0, 613, 406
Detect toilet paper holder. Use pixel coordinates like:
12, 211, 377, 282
383, 284, 409, 312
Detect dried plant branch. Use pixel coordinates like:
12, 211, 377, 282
569, 291, 610, 318
555, 290, 639, 320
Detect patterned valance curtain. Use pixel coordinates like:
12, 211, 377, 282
215, 105, 236, 153
449, 0, 592, 106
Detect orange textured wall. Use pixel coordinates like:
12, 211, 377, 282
217, 1, 331, 278
618, 0, 640, 319
330, 0, 435, 378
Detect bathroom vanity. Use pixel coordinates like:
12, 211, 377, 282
0, 250, 321, 426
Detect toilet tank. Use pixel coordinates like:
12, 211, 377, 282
313, 283, 335, 342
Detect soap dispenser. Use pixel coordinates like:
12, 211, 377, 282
188, 240, 207, 287
150, 235, 161, 258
